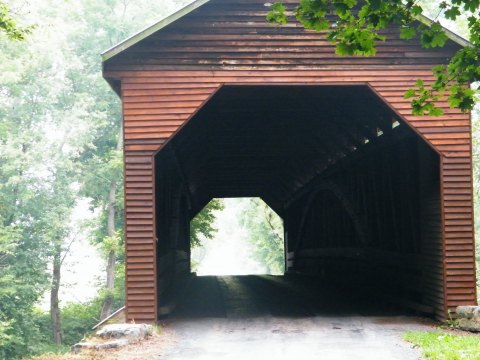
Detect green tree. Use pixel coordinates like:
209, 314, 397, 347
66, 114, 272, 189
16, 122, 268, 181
0, 0, 107, 352
190, 199, 224, 247
268, 0, 480, 115
239, 199, 285, 274
0, 25, 72, 355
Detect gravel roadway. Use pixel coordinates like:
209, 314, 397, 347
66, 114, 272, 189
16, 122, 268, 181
156, 275, 434, 360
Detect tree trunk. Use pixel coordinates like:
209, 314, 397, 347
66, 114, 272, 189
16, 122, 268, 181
100, 126, 123, 321
99, 182, 117, 320
100, 248, 116, 320
51, 243, 62, 345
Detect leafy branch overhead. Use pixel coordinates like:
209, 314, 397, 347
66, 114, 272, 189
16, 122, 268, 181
267, 0, 480, 116
0, 1, 31, 40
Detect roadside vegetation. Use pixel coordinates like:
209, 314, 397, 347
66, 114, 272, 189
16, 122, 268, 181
404, 331, 480, 360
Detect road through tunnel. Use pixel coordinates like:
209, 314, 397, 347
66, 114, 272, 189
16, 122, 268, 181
154, 85, 444, 319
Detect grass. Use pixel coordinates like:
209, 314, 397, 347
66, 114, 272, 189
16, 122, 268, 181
404, 331, 480, 360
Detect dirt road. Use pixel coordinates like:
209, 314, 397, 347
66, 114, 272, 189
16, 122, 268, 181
157, 275, 433, 359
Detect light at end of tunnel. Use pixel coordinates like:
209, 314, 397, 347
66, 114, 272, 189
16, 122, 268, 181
191, 198, 285, 276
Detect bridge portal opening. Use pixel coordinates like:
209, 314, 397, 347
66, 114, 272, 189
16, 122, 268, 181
154, 85, 443, 319
190, 197, 285, 276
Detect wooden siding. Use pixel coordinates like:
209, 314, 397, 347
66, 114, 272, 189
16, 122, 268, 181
124, 146, 157, 322
104, 0, 477, 322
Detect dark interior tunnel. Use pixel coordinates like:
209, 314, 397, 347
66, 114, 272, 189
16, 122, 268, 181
153, 85, 444, 319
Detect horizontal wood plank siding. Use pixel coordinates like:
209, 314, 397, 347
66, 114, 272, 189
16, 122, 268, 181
442, 154, 477, 313
124, 145, 157, 322
105, 0, 476, 322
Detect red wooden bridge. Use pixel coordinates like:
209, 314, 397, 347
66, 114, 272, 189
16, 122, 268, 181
102, 0, 477, 323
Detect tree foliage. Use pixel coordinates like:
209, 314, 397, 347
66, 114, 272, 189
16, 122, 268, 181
0, 11, 83, 352
190, 199, 224, 247
268, 0, 480, 116
0, 224, 47, 359
239, 199, 284, 274
0, 1, 31, 40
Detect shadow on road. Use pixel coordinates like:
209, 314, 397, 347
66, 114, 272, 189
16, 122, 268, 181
170, 274, 421, 319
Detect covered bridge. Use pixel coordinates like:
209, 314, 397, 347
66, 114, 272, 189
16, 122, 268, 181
102, 0, 477, 323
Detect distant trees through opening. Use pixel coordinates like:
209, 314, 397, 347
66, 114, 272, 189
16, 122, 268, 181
190, 198, 285, 276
